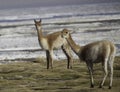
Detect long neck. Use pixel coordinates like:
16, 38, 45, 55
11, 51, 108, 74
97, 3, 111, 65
66, 34, 80, 55
36, 26, 43, 39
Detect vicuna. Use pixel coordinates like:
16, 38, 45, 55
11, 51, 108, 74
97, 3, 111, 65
34, 19, 73, 69
61, 29, 116, 89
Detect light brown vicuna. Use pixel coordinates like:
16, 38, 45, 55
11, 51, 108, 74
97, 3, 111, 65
61, 29, 116, 89
34, 19, 73, 69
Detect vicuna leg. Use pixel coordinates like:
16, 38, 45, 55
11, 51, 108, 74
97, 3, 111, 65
86, 62, 94, 88
49, 50, 53, 69
46, 50, 50, 69
99, 58, 108, 88
62, 45, 73, 69
108, 56, 114, 89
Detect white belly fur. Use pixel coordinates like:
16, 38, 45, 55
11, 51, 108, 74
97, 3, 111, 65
40, 38, 49, 50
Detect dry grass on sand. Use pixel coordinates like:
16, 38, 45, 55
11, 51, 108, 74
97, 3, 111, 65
0, 57, 119, 92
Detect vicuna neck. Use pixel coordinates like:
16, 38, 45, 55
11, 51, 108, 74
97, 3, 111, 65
66, 34, 80, 54
36, 27, 43, 39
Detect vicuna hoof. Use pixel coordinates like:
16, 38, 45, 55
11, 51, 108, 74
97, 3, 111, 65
90, 84, 94, 88
67, 66, 72, 69
109, 86, 112, 89
99, 85, 102, 88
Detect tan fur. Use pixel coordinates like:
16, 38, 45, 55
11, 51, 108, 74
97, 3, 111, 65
34, 19, 73, 69
61, 29, 116, 89
40, 38, 49, 50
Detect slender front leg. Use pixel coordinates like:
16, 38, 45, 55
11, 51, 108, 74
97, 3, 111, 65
46, 50, 50, 69
49, 50, 53, 69
86, 62, 94, 88
62, 45, 73, 69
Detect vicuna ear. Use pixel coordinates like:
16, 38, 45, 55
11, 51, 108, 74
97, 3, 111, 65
39, 19, 42, 23
34, 19, 36, 23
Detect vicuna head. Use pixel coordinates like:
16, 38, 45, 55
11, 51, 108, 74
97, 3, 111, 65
34, 19, 42, 31
61, 29, 72, 39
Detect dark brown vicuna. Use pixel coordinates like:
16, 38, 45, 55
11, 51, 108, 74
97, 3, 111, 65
61, 29, 116, 89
